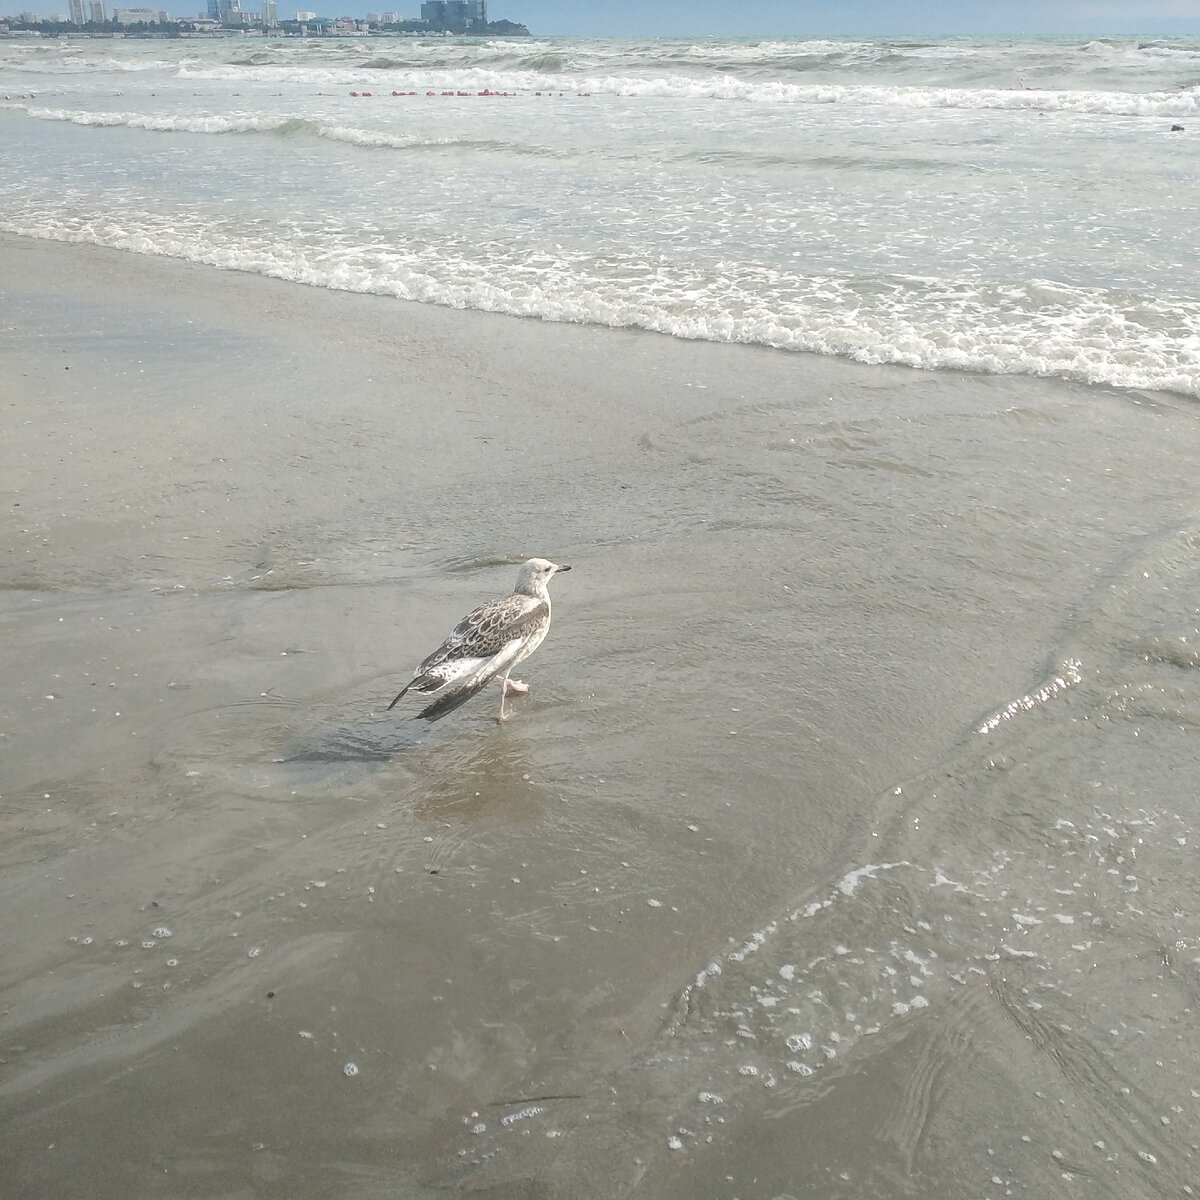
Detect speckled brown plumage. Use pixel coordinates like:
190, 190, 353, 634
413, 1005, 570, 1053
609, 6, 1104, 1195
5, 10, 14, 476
388, 558, 570, 721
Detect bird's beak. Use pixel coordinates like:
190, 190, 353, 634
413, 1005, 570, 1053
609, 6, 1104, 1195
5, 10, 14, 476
556, 564, 572, 573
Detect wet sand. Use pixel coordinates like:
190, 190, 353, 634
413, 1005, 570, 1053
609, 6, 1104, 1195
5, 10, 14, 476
4, 234, 1200, 1198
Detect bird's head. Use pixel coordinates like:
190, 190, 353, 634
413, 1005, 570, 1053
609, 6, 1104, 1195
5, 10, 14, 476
515, 557, 571, 596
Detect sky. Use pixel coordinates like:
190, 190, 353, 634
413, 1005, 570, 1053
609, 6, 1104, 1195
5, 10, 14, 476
9, 0, 1200, 34
513, 1, 1200, 38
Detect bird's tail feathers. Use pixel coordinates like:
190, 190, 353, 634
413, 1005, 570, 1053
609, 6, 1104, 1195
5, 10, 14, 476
388, 672, 446, 709
390, 652, 498, 715
409, 642, 524, 721
412, 678, 491, 721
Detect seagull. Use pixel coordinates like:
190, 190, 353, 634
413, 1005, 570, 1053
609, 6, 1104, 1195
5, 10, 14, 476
388, 558, 571, 722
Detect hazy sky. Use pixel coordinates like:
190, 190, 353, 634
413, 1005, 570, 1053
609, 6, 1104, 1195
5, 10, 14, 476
11, 0, 1200, 33
514, 1, 1200, 38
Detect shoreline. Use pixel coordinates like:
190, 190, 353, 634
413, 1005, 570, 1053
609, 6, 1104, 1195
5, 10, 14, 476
6, 231, 1200, 1198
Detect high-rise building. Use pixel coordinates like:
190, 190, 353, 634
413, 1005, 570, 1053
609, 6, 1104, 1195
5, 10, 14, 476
69, 0, 87, 20
261, 0, 276, 23
89, 0, 107, 18
420, 0, 485, 30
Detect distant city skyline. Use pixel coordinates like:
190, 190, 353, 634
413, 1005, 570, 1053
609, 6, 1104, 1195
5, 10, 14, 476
7, 0, 1200, 34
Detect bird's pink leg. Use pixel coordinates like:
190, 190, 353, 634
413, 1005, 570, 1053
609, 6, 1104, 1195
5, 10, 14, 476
497, 673, 530, 722
498, 671, 511, 722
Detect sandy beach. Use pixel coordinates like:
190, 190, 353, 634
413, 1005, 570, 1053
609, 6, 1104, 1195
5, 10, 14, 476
5, 233, 1200, 1198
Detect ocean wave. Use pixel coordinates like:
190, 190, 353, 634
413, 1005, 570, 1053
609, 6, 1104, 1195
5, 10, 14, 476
4, 213, 1198, 398
8, 34, 1200, 91
521, 52, 568, 72
226, 51, 283, 67
570, 77, 1200, 116
1100, 37, 1200, 59
0, 53, 186, 75
357, 55, 407, 70
25, 106, 316, 136
682, 38, 870, 59
165, 59, 1200, 115
20, 105, 566, 156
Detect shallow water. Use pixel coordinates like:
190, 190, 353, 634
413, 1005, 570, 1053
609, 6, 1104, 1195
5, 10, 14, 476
3, 34, 1200, 394
3, 238, 1200, 1196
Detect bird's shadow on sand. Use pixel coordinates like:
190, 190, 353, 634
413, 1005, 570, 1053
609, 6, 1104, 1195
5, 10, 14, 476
268, 707, 439, 795
269, 705, 548, 822
280, 712, 429, 763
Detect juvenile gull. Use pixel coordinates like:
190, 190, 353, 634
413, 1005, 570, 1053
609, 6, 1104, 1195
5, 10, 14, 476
388, 558, 571, 722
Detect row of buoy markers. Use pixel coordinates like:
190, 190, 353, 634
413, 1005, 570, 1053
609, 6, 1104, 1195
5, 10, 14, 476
346, 90, 592, 97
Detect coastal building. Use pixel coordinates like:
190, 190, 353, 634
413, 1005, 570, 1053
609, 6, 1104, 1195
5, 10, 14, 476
260, 0, 276, 23
89, 0, 106, 17
68, 0, 86, 21
113, 5, 167, 19
420, 0, 484, 30
294, 8, 315, 16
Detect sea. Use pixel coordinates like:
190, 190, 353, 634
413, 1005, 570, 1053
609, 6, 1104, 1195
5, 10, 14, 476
6, 31, 1200, 1200
2, 32, 1200, 394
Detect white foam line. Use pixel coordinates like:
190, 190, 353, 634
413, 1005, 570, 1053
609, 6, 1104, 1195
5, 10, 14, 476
977, 658, 1084, 734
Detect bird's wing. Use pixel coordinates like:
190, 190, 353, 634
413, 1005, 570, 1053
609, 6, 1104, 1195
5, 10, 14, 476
412, 636, 530, 721
388, 594, 549, 713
